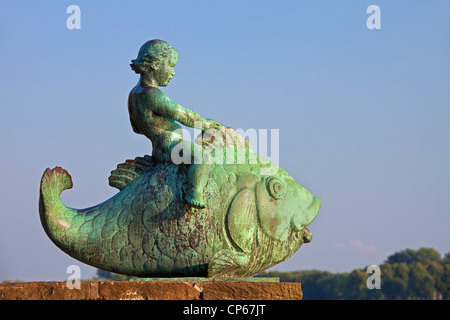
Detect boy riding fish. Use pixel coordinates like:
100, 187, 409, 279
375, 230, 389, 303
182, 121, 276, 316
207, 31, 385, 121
38, 39, 321, 278
128, 39, 225, 209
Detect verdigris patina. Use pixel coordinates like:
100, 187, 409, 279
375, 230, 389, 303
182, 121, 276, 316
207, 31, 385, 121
39, 39, 321, 278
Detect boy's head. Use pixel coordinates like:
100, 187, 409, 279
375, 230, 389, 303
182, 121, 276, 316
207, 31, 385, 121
131, 39, 178, 87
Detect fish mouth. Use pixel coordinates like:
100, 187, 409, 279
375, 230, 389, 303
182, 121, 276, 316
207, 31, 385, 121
302, 228, 312, 243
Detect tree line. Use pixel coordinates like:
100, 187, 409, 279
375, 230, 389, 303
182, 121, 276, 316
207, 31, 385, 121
256, 247, 450, 300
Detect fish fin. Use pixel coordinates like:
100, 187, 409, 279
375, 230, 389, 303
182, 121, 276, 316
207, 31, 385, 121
108, 155, 154, 190
226, 188, 257, 252
207, 249, 250, 277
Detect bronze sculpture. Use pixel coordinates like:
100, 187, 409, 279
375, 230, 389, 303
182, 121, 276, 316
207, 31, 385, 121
39, 39, 321, 277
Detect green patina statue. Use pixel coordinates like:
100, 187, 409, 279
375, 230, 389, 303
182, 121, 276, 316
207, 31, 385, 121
128, 39, 222, 209
39, 39, 321, 278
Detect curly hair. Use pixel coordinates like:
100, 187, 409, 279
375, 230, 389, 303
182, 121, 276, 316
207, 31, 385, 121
130, 39, 178, 74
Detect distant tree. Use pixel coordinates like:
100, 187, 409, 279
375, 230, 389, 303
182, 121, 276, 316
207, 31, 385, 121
346, 269, 368, 299
258, 247, 448, 299
441, 264, 450, 300
394, 263, 410, 299
381, 263, 409, 299
426, 261, 444, 299
443, 251, 450, 265
319, 272, 349, 300
386, 248, 418, 265
380, 263, 396, 299
386, 248, 441, 266
408, 262, 435, 299
416, 248, 442, 264
297, 270, 334, 300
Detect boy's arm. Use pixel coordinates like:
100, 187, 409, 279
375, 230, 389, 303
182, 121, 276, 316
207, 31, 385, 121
145, 89, 220, 130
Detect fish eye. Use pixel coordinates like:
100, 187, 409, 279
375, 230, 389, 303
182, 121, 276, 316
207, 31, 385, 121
267, 177, 285, 199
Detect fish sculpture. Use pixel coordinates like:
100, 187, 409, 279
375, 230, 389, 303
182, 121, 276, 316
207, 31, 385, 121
39, 150, 321, 278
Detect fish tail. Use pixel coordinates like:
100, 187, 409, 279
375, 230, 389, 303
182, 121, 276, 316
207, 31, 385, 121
39, 167, 78, 247
39, 166, 154, 276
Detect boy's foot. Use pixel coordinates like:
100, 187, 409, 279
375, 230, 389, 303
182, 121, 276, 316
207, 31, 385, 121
185, 192, 206, 209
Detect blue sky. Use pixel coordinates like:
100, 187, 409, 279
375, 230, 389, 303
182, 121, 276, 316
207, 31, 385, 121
0, 0, 449, 281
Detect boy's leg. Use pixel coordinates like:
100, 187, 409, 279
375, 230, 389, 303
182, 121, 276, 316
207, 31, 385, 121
185, 142, 210, 209
185, 163, 209, 209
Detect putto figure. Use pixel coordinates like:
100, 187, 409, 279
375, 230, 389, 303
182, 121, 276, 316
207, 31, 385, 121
38, 39, 321, 278
128, 39, 221, 209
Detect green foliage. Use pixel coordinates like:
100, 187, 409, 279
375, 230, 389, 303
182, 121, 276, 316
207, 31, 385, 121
386, 248, 441, 265
256, 247, 450, 299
